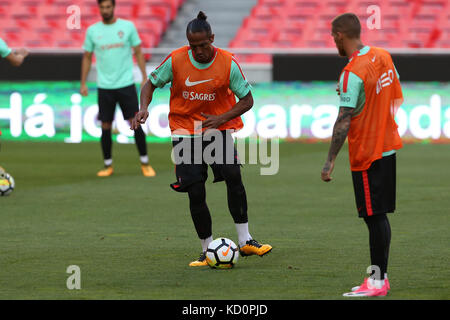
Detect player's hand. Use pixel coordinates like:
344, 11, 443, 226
130, 110, 149, 130
16, 48, 29, 58
197, 113, 226, 130
336, 83, 340, 96
80, 83, 88, 97
321, 160, 335, 182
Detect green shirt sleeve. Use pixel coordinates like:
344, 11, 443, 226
129, 22, 141, 47
82, 27, 94, 52
149, 56, 173, 88
339, 71, 363, 108
0, 38, 12, 58
230, 60, 251, 99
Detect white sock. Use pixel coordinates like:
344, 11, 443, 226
200, 236, 213, 253
385, 273, 388, 280
235, 223, 252, 247
104, 159, 112, 166
140, 155, 149, 164
368, 277, 385, 289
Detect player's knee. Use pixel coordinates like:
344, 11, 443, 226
187, 182, 206, 205
101, 122, 112, 130
222, 165, 242, 184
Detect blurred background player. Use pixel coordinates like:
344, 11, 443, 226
0, 38, 28, 67
321, 13, 403, 297
0, 38, 28, 146
80, 0, 155, 177
131, 12, 272, 266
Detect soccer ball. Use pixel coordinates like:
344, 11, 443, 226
0, 168, 15, 196
206, 238, 239, 269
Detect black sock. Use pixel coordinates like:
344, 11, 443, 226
187, 182, 212, 239
101, 128, 112, 163
364, 214, 391, 280
134, 126, 147, 159
223, 165, 248, 224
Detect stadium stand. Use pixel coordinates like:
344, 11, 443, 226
1, 0, 449, 65
150, 0, 258, 63
229, 0, 450, 63
0, 0, 185, 52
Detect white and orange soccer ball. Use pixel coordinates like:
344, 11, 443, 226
0, 166, 15, 196
206, 238, 239, 269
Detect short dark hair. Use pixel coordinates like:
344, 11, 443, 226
332, 13, 361, 39
186, 11, 212, 36
97, 0, 115, 6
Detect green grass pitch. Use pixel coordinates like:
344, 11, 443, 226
0, 140, 449, 299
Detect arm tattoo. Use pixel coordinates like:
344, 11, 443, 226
326, 107, 353, 162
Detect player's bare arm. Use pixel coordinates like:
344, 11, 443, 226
133, 44, 147, 88
199, 91, 254, 130
131, 80, 156, 130
5, 48, 29, 67
80, 51, 93, 96
321, 106, 353, 182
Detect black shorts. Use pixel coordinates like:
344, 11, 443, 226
351, 154, 396, 218
97, 84, 139, 122
170, 130, 240, 192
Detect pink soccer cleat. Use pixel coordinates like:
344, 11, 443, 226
344, 279, 388, 297
351, 277, 390, 292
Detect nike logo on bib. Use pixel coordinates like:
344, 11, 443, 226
185, 76, 213, 87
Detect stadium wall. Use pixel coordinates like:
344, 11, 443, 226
273, 53, 450, 82
0, 54, 82, 81
2, 51, 450, 82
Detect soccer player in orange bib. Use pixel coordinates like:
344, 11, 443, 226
131, 12, 272, 266
321, 13, 403, 297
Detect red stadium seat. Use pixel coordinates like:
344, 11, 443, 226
2, 0, 450, 53
137, 4, 171, 25
0, 0, 187, 50
258, 0, 286, 7
229, 0, 450, 56
115, 3, 139, 19
141, 0, 181, 20
245, 54, 272, 63
1, 18, 19, 32
136, 18, 165, 37
251, 5, 284, 19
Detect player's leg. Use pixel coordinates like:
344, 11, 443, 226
364, 213, 391, 281
97, 88, 116, 177
363, 154, 395, 286
344, 155, 396, 296
219, 163, 272, 257
346, 214, 391, 296
171, 136, 211, 266
186, 181, 213, 266
211, 130, 272, 257
118, 84, 155, 177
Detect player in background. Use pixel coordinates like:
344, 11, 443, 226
321, 13, 403, 297
0, 38, 28, 67
0, 38, 28, 140
80, 0, 155, 177
131, 12, 272, 266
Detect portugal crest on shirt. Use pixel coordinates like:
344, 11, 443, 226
118, 30, 124, 39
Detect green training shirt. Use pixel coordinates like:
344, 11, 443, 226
149, 49, 251, 99
0, 38, 12, 58
83, 18, 141, 89
339, 46, 399, 157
